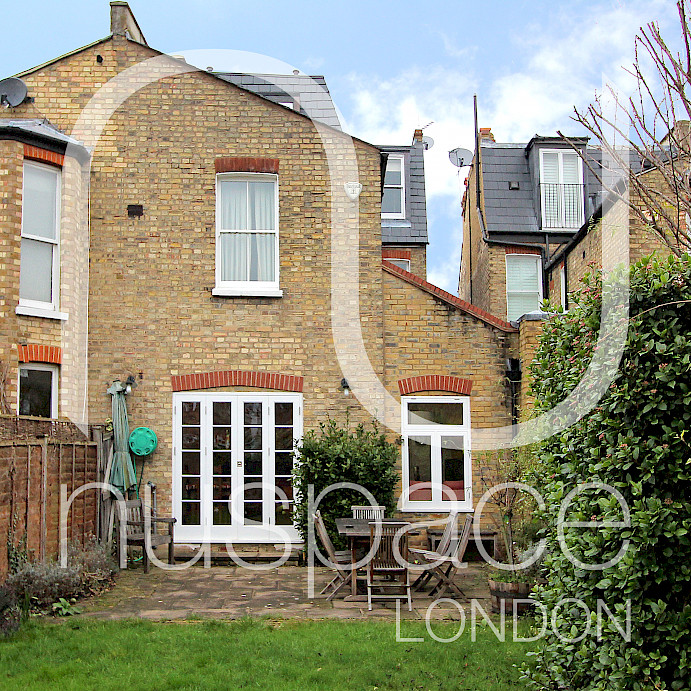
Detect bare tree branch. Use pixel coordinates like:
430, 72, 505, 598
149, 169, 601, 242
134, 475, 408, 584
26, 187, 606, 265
565, 0, 691, 255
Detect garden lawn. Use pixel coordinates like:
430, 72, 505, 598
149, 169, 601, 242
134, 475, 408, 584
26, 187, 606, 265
0, 617, 530, 690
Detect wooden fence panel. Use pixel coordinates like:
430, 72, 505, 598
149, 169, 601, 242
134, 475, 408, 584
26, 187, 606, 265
0, 417, 100, 580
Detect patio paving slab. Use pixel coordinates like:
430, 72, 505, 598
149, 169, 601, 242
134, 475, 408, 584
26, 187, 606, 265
78, 563, 491, 621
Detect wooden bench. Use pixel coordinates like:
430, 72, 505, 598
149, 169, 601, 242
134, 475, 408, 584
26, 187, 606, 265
117, 499, 176, 573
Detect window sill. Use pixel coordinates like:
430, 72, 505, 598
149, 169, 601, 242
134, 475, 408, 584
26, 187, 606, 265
401, 501, 473, 513
16, 305, 68, 321
212, 287, 283, 298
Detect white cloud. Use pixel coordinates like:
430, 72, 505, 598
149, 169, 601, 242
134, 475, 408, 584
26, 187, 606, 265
341, 0, 679, 295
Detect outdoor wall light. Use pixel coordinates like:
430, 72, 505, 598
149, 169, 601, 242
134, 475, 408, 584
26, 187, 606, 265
124, 374, 137, 395
340, 378, 350, 396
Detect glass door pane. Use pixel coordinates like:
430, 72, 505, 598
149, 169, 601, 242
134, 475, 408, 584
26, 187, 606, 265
408, 436, 432, 501
180, 401, 201, 525
212, 401, 232, 525
441, 436, 465, 501
274, 401, 294, 525
243, 401, 263, 524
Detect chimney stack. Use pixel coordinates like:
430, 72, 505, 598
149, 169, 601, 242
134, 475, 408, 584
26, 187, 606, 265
479, 127, 495, 142
110, 2, 147, 45
412, 128, 424, 144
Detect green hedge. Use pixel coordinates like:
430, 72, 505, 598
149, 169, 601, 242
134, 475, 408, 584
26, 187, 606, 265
524, 255, 691, 690
292, 419, 399, 549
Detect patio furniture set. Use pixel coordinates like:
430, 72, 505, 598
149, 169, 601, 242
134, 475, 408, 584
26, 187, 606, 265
315, 507, 473, 611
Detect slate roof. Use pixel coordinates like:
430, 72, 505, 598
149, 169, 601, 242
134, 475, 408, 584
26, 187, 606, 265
482, 144, 538, 234
379, 143, 428, 245
0, 119, 89, 161
216, 74, 428, 246
215, 73, 342, 130
481, 140, 601, 237
0, 119, 85, 147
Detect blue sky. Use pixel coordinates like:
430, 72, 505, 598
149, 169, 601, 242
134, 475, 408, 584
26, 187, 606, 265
1, 0, 680, 294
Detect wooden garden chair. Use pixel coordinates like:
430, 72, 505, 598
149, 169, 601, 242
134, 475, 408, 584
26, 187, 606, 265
367, 521, 412, 611
410, 511, 459, 591
314, 511, 353, 600
351, 505, 385, 520
117, 499, 176, 574
411, 514, 472, 599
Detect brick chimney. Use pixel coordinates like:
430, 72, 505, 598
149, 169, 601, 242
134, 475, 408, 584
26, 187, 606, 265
412, 128, 424, 144
479, 127, 495, 142
110, 2, 147, 45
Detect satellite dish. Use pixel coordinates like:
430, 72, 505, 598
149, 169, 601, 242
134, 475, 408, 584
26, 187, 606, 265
0, 77, 28, 108
449, 147, 473, 168
422, 135, 434, 151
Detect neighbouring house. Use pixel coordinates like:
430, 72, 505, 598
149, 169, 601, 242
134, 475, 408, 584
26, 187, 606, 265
545, 146, 690, 308
0, 2, 525, 550
460, 127, 601, 322
459, 125, 688, 414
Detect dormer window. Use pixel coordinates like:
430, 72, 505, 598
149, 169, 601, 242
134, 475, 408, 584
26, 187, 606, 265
382, 154, 405, 219
540, 150, 584, 230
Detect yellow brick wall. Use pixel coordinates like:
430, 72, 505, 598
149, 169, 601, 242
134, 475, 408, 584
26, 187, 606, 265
0, 140, 69, 413
382, 270, 517, 522
2, 37, 386, 516
2, 34, 522, 535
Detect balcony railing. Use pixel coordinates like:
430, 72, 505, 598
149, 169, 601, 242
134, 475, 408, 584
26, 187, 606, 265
540, 183, 584, 229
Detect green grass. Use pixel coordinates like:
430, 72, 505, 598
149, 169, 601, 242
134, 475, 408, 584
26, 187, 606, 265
0, 617, 530, 690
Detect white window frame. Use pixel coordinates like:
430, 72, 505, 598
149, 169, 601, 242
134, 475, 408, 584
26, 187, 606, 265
539, 149, 584, 231
18, 363, 58, 419
382, 153, 406, 220
212, 172, 282, 298
400, 396, 472, 512
17, 161, 63, 318
387, 258, 411, 272
505, 253, 543, 321
172, 392, 302, 543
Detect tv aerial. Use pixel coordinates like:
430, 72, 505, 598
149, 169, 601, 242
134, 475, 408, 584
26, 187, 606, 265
449, 147, 473, 168
0, 77, 28, 108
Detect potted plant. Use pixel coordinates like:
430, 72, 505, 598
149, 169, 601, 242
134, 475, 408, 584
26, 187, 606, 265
478, 448, 543, 614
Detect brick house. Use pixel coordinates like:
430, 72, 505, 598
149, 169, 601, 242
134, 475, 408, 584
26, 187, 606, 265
459, 125, 687, 414
460, 127, 602, 323
0, 2, 521, 546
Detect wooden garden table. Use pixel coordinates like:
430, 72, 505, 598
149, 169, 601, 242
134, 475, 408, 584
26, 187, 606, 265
335, 518, 415, 599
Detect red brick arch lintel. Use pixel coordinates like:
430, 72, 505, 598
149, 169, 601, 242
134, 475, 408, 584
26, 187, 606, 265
171, 370, 303, 393
17, 344, 62, 365
398, 376, 472, 396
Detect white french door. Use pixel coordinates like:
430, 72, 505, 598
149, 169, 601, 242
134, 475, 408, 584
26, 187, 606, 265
172, 392, 302, 543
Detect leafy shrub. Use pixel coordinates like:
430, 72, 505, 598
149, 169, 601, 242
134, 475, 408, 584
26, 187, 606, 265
68, 536, 117, 584
292, 418, 399, 548
523, 255, 691, 690
7, 562, 82, 609
6, 538, 116, 611
0, 584, 20, 637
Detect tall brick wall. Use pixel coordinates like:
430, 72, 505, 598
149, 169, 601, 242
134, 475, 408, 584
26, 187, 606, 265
382, 269, 517, 518
1, 28, 529, 537
3, 36, 386, 517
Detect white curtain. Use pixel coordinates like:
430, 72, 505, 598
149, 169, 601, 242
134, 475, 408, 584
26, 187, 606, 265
23, 164, 58, 240
249, 234, 275, 281
20, 238, 53, 302
248, 182, 275, 230
506, 255, 540, 320
219, 180, 247, 230
219, 179, 275, 282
